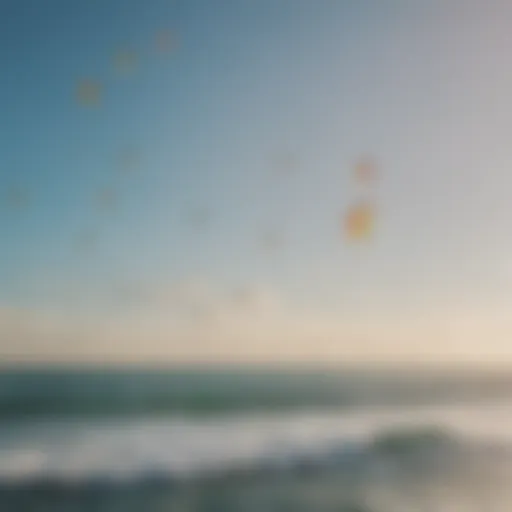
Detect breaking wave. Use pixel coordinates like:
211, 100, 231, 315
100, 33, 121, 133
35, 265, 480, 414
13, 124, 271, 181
2, 403, 512, 511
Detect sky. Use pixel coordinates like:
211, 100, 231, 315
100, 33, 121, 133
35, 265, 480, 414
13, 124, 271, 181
2, 0, 512, 364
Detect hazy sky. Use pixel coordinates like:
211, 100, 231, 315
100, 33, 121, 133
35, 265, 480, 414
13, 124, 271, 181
2, 0, 512, 364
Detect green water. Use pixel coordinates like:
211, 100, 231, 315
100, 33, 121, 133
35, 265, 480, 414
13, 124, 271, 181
0, 365, 511, 419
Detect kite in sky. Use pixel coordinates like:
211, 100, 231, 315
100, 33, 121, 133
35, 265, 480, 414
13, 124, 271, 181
76, 79, 101, 106
188, 207, 212, 230
271, 150, 297, 176
5, 185, 29, 210
156, 30, 178, 53
114, 50, 138, 75
354, 156, 378, 184
261, 230, 285, 252
344, 202, 375, 242
96, 187, 117, 213
118, 147, 141, 174
74, 229, 99, 255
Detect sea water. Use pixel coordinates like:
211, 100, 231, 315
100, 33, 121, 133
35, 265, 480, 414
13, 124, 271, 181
2, 366, 512, 511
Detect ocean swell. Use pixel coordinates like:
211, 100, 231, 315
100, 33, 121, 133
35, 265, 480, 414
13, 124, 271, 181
2, 410, 512, 511
0, 406, 511, 485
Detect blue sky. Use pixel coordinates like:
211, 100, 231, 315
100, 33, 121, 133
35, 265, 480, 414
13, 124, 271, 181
2, 0, 512, 363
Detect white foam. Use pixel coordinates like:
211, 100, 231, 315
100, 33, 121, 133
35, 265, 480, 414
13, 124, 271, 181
1, 400, 512, 482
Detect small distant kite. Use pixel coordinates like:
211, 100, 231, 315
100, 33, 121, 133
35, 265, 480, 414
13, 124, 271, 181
344, 202, 375, 242
261, 230, 284, 252
354, 156, 378, 184
76, 79, 101, 106
113, 281, 149, 305
232, 286, 252, 309
271, 150, 297, 176
156, 30, 178, 53
188, 207, 211, 230
96, 187, 117, 213
74, 229, 98, 254
114, 50, 138, 75
5, 185, 29, 210
119, 147, 141, 174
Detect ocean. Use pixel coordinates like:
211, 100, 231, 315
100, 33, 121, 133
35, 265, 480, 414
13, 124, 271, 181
2, 366, 512, 511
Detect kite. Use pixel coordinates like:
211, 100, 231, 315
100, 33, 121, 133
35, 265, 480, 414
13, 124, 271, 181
119, 147, 140, 174
5, 185, 29, 210
344, 202, 375, 241
271, 150, 297, 176
261, 231, 284, 251
156, 30, 178, 53
114, 50, 138, 75
76, 79, 101, 106
74, 229, 98, 254
96, 187, 117, 213
232, 286, 253, 309
188, 207, 211, 230
354, 156, 378, 184
113, 281, 149, 305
